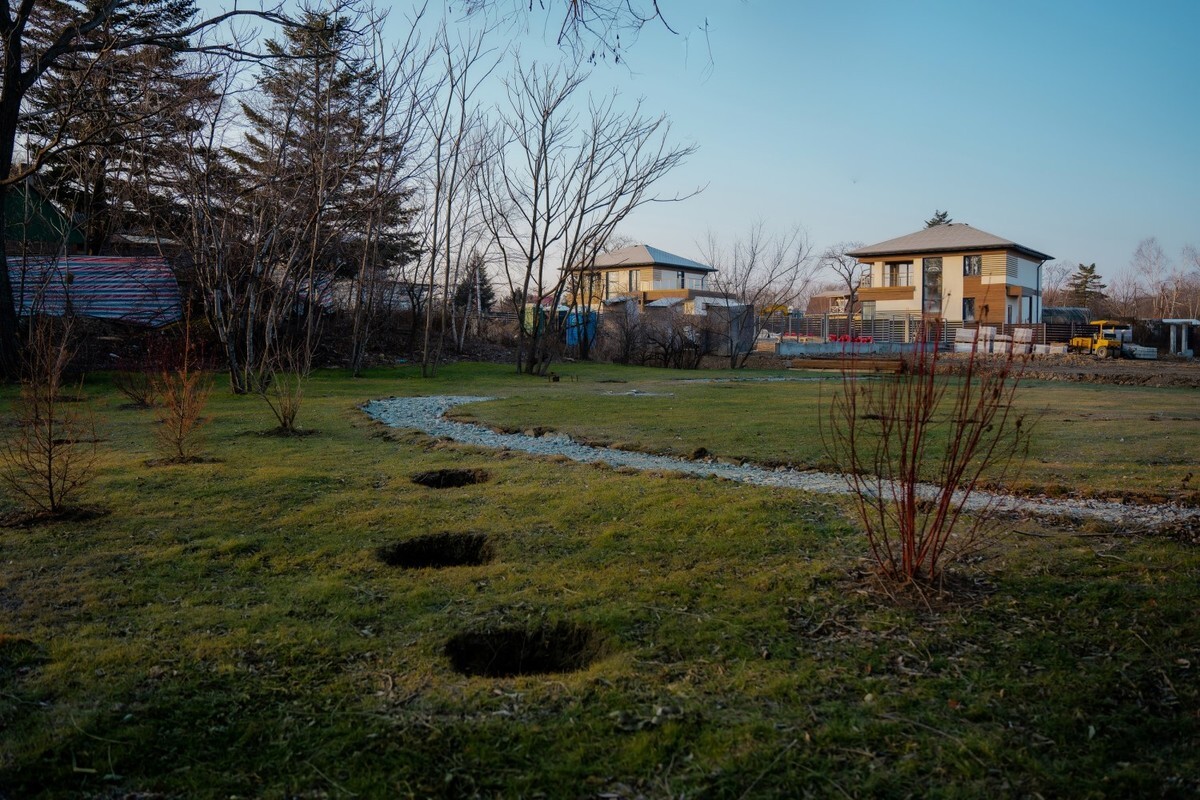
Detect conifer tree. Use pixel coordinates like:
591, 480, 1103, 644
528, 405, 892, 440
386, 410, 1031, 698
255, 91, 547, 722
1066, 262, 1108, 311
925, 210, 952, 227
454, 252, 495, 312
22, 0, 217, 253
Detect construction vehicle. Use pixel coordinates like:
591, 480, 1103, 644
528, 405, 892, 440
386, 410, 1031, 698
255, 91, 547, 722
1068, 320, 1132, 358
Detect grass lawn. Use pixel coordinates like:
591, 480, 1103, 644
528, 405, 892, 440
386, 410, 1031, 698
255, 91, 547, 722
0, 361, 1196, 798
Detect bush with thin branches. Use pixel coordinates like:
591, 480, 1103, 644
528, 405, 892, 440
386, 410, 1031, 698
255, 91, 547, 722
255, 341, 310, 435
112, 334, 175, 409
0, 316, 98, 514
152, 329, 213, 462
823, 326, 1032, 584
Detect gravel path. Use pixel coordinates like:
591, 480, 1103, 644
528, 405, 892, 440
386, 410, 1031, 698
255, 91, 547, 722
363, 395, 1199, 529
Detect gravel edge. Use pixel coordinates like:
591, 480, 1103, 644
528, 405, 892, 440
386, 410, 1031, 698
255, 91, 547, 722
363, 395, 1199, 529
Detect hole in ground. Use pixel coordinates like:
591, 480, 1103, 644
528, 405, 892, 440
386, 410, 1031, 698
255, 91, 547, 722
445, 622, 605, 677
376, 532, 495, 568
410, 468, 490, 488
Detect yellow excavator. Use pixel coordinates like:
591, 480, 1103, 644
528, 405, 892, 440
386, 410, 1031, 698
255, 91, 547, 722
1069, 320, 1132, 359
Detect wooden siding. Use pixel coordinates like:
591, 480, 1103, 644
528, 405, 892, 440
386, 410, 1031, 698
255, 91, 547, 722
981, 252, 1007, 279
961, 282, 1012, 324
859, 285, 915, 302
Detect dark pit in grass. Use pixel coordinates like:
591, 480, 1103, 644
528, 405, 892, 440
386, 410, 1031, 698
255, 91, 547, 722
411, 468, 489, 488
376, 532, 494, 568
445, 622, 604, 677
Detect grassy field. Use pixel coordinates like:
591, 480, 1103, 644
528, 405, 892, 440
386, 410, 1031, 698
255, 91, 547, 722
0, 362, 1197, 798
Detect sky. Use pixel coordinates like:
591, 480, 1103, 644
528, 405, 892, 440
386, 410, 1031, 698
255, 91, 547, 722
202, 0, 1200, 282
471, 0, 1200, 281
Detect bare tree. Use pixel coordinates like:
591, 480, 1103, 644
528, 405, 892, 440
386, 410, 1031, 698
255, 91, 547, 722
703, 222, 817, 368
1105, 271, 1142, 319
414, 22, 497, 377
819, 241, 865, 339
462, 0, 678, 63
1040, 260, 1073, 308
481, 60, 696, 375
344, 6, 430, 376
1131, 237, 1171, 319
1178, 245, 1200, 319
0, 314, 97, 514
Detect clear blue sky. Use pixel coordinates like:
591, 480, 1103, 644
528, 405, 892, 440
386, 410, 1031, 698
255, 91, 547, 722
205, 0, 1200, 281
506, 0, 1199, 280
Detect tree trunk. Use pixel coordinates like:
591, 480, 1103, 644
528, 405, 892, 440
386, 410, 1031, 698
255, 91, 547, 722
0, 61, 25, 379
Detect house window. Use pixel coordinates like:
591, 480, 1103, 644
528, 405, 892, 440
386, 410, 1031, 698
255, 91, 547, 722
677, 271, 686, 289
964, 254, 982, 276
884, 261, 913, 287
861, 300, 876, 321
628, 270, 639, 292
962, 297, 976, 322
604, 271, 621, 298
923, 257, 943, 314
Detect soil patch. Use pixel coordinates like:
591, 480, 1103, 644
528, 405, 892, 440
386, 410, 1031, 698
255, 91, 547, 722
411, 468, 490, 488
376, 532, 494, 568
444, 622, 605, 677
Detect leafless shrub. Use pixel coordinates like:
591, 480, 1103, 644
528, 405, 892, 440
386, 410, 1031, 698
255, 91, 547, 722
0, 315, 98, 514
255, 340, 311, 435
596, 305, 645, 365
823, 325, 1032, 584
642, 308, 710, 369
112, 335, 176, 409
152, 329, 213, 462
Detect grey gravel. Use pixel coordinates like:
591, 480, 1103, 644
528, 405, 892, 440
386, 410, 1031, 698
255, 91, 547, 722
363, 395, 1199, 529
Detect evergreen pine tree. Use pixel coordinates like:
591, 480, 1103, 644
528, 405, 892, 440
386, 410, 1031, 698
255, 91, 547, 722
1066, 263, 1108, 310
227, 11, 417, 282
453, 252, 496, 312
21, 0, 214, 253
925, 210, 953, 227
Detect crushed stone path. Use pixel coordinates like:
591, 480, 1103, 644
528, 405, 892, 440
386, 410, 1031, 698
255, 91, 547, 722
363, 395, 1199, 529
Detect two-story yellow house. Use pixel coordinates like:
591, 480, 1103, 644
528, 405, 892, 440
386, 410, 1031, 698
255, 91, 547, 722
571, 244, 733, 314
847, 224, 1052, 325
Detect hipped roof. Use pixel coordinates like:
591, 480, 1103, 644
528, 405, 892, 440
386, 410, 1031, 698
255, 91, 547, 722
583, 244, 716, 273
847, 223, 1052, 261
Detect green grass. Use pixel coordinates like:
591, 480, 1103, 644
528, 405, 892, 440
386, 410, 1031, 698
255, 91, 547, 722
0, 361, 1196, 798
447, 364, 1200, 501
